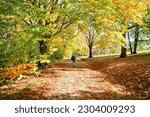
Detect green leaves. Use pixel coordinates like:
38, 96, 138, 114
0, 0, 149, 68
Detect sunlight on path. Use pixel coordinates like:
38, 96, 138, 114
45, 62, 130, 99
0, 60, 131, 100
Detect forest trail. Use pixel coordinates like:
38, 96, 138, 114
44, 60, 129, 99
0, 55, 150, 99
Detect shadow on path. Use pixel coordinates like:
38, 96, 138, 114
1, 58, 149, 99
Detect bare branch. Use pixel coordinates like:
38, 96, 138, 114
22, 19, 31, 26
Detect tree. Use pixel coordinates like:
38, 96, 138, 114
127, 32, 133, 54
83, 26, 98, 58
114, 0, 150, 57
120, 34, 127, 57
133, 25, 140, 54
0, 0, 39, 67
81, 0, 150, 58
80, 0, 120, 57
0, 0, 82, 66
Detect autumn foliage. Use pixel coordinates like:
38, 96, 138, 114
0, 64, 37, 79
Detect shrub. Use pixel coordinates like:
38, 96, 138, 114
49, 47, 65, 61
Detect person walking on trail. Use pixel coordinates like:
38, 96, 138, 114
71, 55, 76, 66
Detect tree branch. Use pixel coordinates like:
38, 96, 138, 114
22, 19, 31, 26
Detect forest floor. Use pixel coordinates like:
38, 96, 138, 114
0, 53, 150, 100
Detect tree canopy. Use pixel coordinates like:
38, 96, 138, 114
0, 0, 150, 78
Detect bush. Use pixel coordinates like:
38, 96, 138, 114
49, 47, 65, 61
0, 64, 38, 79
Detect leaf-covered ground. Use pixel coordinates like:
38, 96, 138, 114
0, 54, 150, 100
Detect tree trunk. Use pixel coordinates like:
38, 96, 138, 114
38, 40, 47, 55
38, 40, 47, 67
89, 46, 93, 58
127, 32, 133, 54
120, 33, 127, 58
120, 46, 127, 58
133, 26, 139, 54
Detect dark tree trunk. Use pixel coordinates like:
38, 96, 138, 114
133, 26, 139, 54
37, 40, 47, 67
38, 40, 47, 55
120, 34, 127, 58
127, 32, 133, 54
120, 46, 127, 58
89, 46, 93, 58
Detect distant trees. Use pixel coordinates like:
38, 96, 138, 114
81, 0, 150, 58
116, 0, 149, 57
83, 26, 98, 58
126, 6, 150, 55
0, 0, 150, 69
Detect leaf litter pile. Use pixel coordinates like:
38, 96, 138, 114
0, 54, 150, 99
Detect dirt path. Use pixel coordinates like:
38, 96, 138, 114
1, 56, 149, 100
42, 60, 130, 99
